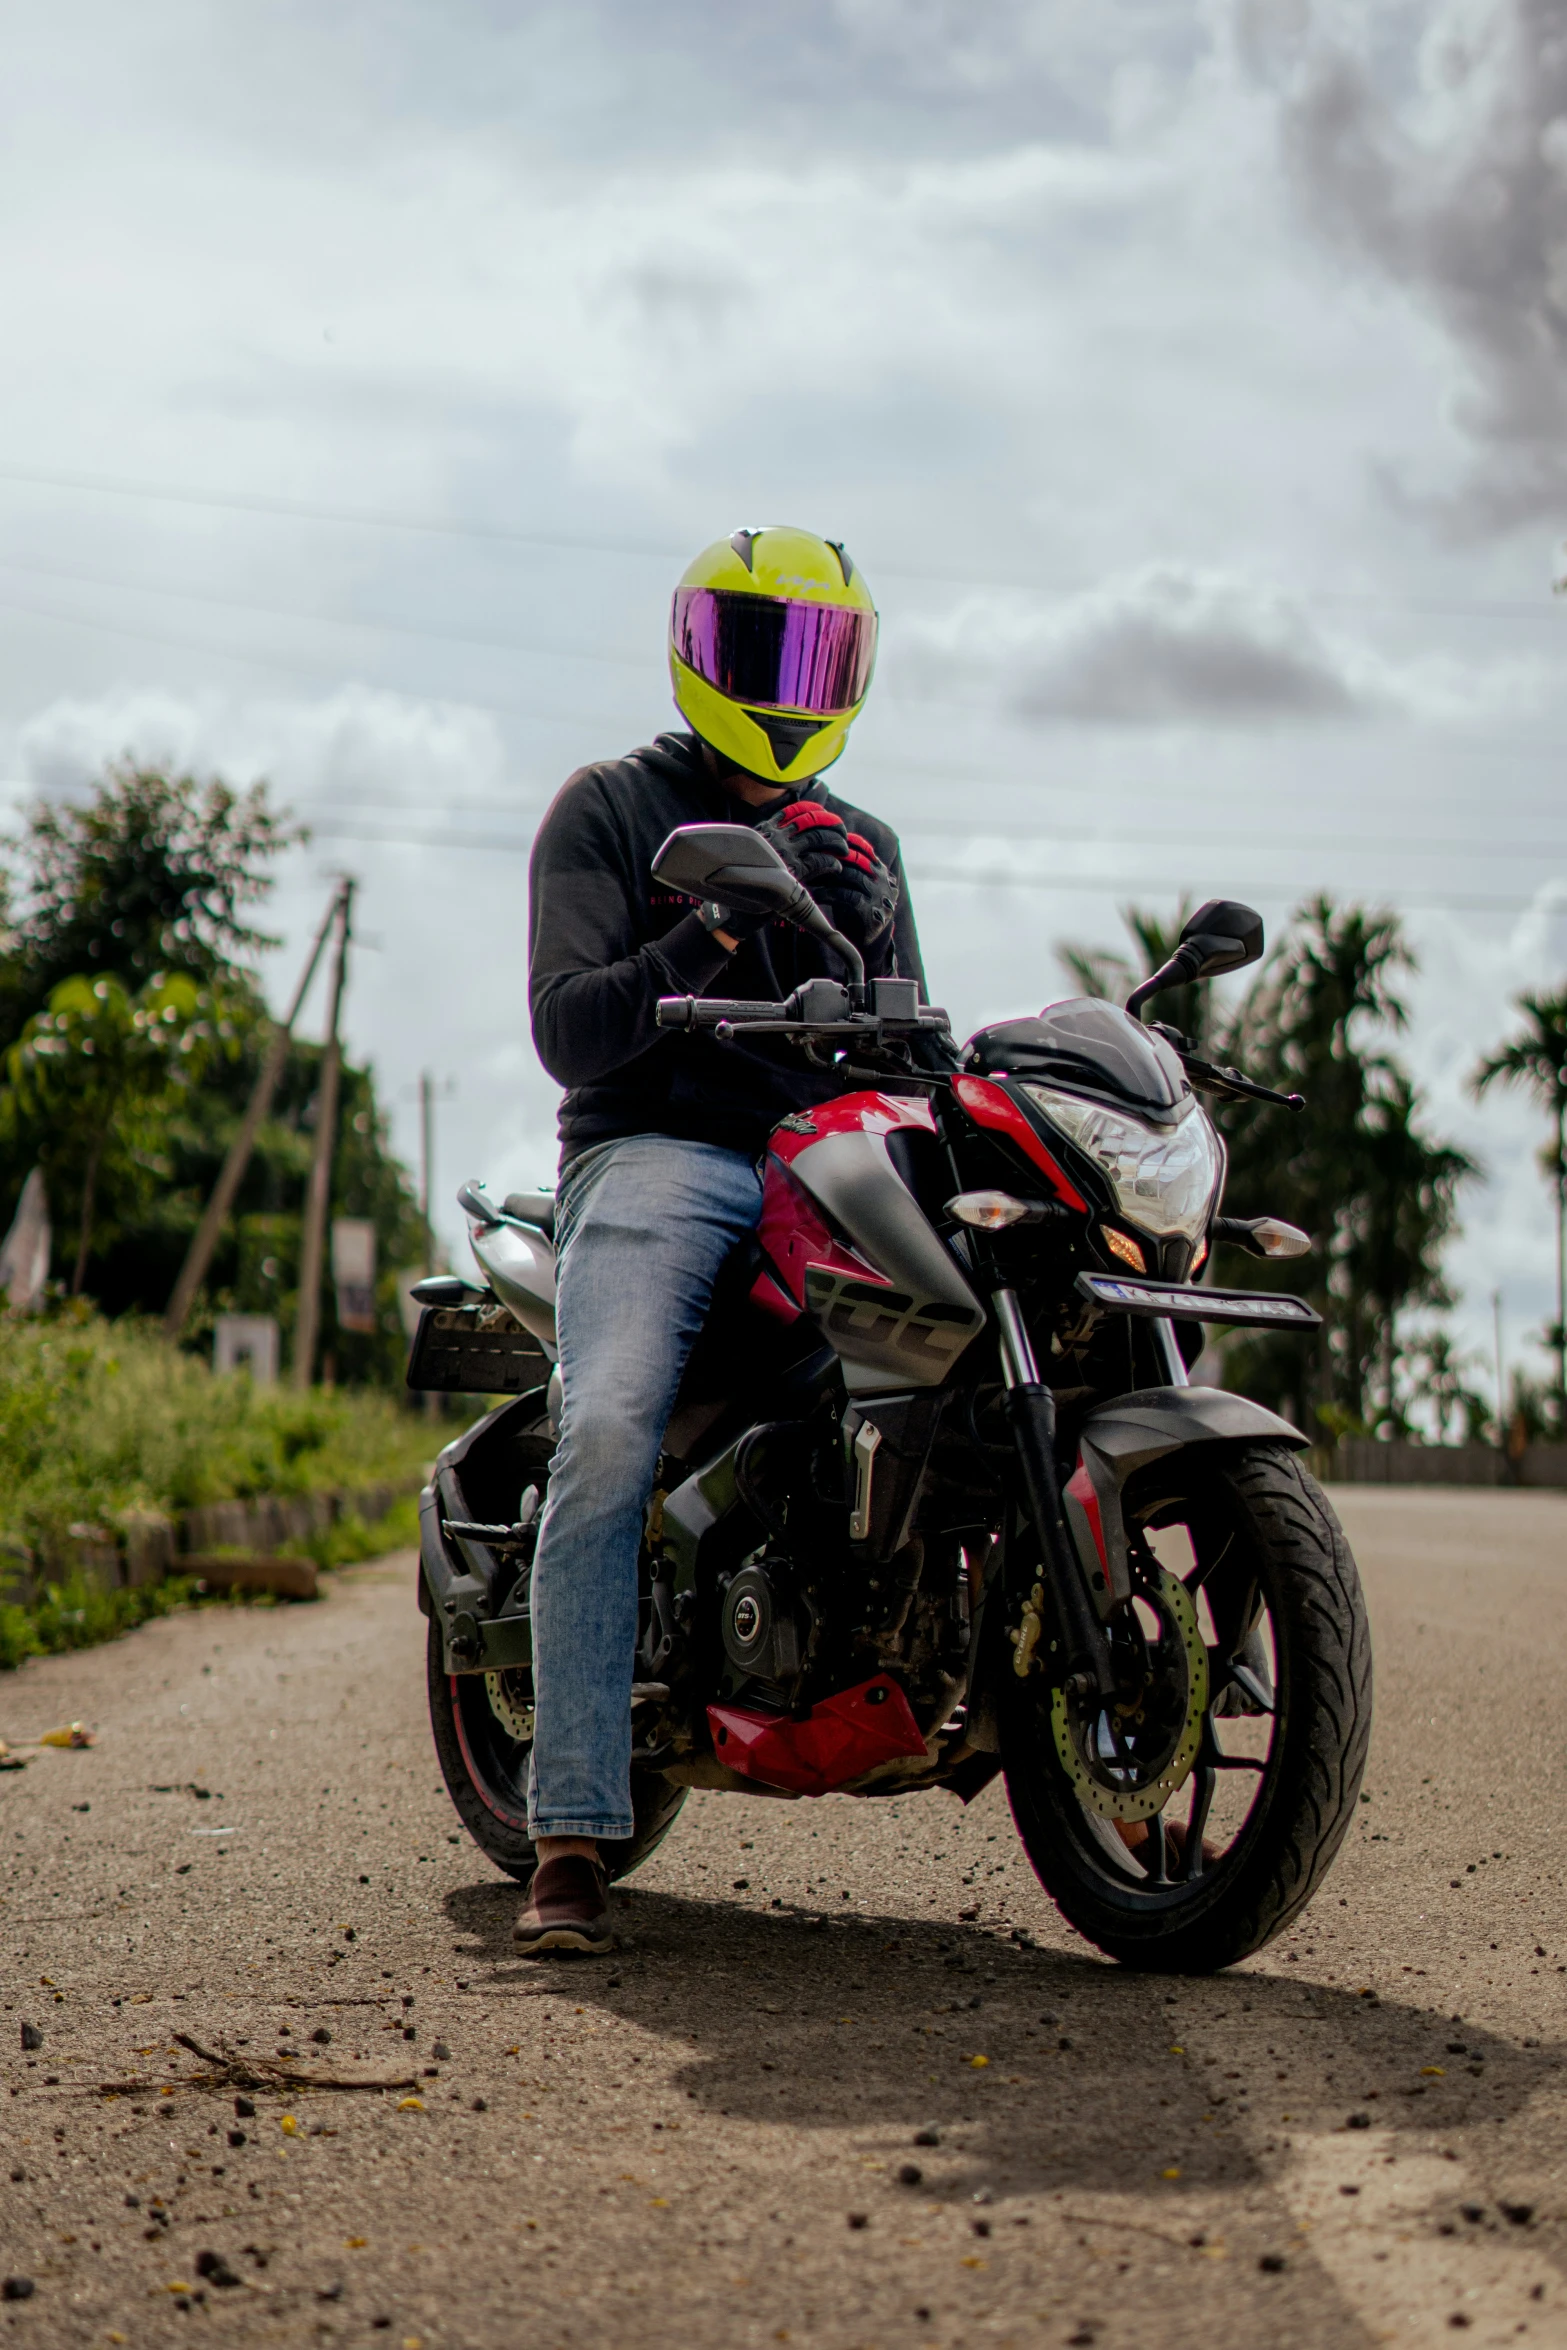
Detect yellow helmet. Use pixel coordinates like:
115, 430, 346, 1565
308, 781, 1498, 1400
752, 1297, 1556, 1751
669, 526, 878, 787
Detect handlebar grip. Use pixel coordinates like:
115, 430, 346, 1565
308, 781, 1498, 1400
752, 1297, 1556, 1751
655, 995, 787, 1030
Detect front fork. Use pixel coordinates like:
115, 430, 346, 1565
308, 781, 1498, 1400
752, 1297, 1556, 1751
992, 1287, 1116, 1704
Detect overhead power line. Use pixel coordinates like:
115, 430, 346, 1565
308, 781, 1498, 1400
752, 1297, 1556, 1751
0, 458, 1563, 620
0, 775, 1560, 870
0, 551, 650, 672
1, 580, 1565, 780
294, 811, 1561, 912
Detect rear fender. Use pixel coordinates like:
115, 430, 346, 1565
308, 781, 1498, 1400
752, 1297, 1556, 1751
1064, 1387, 1306, 1621
469, 1220, 558, 1357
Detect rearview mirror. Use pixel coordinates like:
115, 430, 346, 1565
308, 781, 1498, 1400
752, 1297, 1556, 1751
1126, 899, 1265, 1021
651, 821, 867, 986
651, 824, 811, 924
1176, 899, 1265, 982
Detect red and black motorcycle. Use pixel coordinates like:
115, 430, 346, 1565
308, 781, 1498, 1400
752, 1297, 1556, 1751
410, 823, 1371, 1971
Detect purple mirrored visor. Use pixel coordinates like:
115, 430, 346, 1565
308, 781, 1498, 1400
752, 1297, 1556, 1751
672, 587, 877, 715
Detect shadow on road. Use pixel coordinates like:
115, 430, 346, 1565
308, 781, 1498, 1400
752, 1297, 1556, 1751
443, 1879, 1562, 2215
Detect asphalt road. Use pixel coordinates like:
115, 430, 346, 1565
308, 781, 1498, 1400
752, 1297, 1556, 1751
4, 1483, 1567, 2350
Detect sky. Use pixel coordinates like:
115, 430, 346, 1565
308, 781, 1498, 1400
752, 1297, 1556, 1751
0, 0, 1563, 1396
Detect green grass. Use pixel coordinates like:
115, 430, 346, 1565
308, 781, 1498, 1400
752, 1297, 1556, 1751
0, 1303, 432, 1572
279, 1491, 422, 1569
0, 1571, 199, 1672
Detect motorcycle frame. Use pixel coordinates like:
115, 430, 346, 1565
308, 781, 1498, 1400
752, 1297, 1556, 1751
416, 1064, 1317, 1807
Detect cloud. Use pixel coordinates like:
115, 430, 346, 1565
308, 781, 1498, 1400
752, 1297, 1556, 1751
1239, 0, 1567, 536
896, 566, 1513, 725
11, 682, 510, 817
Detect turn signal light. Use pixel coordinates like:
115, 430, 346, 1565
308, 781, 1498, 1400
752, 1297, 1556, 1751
1252, 1217, 1311, 1258
946, 1189, 1037, 1231
1101, 1226, 1147, 1272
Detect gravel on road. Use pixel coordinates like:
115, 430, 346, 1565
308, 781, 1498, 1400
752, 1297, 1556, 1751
2, 1484, 1566, 2348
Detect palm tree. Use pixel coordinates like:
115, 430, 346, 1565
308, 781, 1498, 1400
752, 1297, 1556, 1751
1057, 894, 1478, 1437
1474, 985, 1567, 1421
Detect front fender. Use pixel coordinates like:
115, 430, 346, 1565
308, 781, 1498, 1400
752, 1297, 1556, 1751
1062, 1386, 1306, 1618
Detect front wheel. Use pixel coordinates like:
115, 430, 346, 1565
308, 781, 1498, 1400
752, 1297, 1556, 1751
1001, 1443, 1371, 1972
426, 1622, 687, 1889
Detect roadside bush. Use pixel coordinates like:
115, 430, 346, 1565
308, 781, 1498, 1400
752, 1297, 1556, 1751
0, 1305, 430, 1571
0, 1573, 196, 1673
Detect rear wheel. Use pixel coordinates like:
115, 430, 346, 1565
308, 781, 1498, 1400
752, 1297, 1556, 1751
1001, 1442, 1371, 1971
426, 1624, 687, 1888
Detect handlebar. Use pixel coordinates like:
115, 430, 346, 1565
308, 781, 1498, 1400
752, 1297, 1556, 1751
655, 974, 953, 1046
655, 996, 793, 1032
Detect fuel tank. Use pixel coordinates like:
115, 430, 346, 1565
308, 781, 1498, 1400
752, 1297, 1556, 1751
758, 1093, 984, 1395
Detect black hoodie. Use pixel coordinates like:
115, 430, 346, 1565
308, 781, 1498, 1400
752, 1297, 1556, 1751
528, 731, 926, 1166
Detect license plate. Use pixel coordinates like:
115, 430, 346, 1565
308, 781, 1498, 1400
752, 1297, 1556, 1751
1075, 1272, 1321, 1329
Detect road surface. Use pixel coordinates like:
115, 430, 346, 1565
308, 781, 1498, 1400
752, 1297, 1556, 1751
3, 1484, 1567, 2348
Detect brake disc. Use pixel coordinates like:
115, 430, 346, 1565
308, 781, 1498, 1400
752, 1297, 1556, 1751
484, 1670, 535, 1745
1049, 1564, 1209, 1823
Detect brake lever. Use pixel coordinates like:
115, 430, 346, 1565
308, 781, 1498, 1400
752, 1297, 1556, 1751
1180, 1052, 1305, 1112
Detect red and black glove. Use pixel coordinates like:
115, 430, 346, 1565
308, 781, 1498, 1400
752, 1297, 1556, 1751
781, 812, 899, 948
767, 802, 899, 947
758, 800, 856, 889
699, 801, 898, 948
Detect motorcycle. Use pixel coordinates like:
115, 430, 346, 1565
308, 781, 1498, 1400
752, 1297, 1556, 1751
409, 822, 1371, 1971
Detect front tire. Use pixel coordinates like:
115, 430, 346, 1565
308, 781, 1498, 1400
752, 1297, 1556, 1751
1002, 1443, 1371, 1972
426, 1622, 687, 1889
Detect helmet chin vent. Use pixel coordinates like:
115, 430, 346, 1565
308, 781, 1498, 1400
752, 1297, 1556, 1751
746, 709, 832, 767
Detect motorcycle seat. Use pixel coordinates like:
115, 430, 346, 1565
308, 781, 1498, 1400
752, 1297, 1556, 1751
502, 1188, 557, 1240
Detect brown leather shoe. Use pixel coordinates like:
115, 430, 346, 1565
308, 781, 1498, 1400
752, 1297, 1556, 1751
512, 1855, 613, 1955
1112, 1816, 1220, 1874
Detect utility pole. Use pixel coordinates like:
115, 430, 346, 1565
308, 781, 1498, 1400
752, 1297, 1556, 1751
292, 880, 354, 1388
1557, 1092, 1566, 1430
1493, 1287, 1506, 1448
420, 1071, 435, 1275
163, 885, 344, 1342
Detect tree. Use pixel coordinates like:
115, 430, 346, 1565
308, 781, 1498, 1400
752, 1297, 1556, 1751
0, 972, 227, 1292
1401, 1327, 1490, 1445
0, 763, 425, 1379
1473, 985, 1567, 1425
1, 763, 296, 1027
1057, 893, 1478, 1437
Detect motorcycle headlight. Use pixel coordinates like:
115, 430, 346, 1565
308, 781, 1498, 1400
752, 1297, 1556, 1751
1020, 1084, 1222, 1243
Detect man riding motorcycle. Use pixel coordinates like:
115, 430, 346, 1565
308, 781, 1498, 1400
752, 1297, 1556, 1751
515, 525, 925, 1953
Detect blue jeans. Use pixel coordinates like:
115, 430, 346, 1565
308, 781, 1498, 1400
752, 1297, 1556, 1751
526, 1134, 765, 1840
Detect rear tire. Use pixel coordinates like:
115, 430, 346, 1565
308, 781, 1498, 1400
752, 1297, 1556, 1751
1001, 1443, 1371, 1972
426, 1622, 687, 1889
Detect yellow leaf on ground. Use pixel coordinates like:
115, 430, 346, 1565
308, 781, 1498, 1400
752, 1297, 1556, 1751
396, 2096, 425, 2112
344, 2237, 367, 2249
968, 2054, 989, 2068
280, 2115, 298, 2135
651, 2197, 670, 2208
1161, 2167, 1181, 2180
1420, 2066, 1445, 2077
